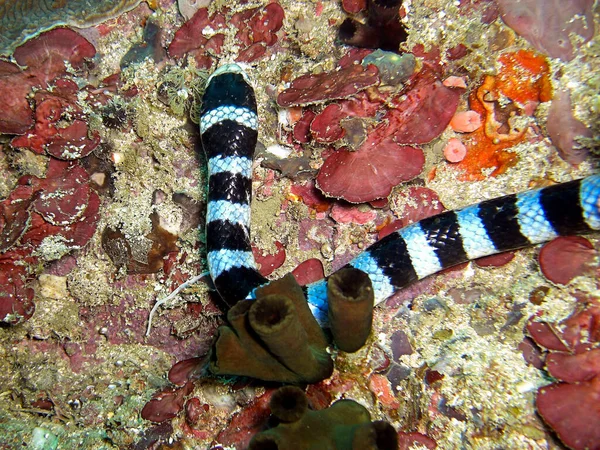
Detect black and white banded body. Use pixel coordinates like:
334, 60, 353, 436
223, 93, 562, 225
200, 64, 600, 323
200, 64, 267, 305
306, 176, 600, 323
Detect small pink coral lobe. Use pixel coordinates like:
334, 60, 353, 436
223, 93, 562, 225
450, 110, 482, 132
443, 138, 467, 163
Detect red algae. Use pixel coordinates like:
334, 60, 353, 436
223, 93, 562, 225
0, 61, 35, 134
498, 0, 595, 61
13, 28, 96, 86
537, 378, 600, 450
292, 258, 325, 285
528, 300, 600, 449
253, 241, 286, 276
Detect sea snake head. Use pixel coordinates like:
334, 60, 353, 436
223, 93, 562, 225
199, 63, 267, 306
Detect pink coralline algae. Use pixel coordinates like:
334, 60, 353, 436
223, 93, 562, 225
168, 3, 285, 68
497, 0, 595, 62
528, 299, 600, 450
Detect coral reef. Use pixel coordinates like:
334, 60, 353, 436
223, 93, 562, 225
248, 385, 398, 450
0, 0, 598, 448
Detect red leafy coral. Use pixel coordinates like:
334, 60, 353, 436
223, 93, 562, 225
168, 8, 227, 68
311, 65, 462, 202
277, 64, 379, 107
13, 28, 96, 85
528, 300, 600, 449
11, 79, 100, 159
316, 138, 424, 202
169, 3, 285, 68
0, 159, 100, 324
0, 249, 36, 324
0, 61, 36, 134
0, 28, 96, 136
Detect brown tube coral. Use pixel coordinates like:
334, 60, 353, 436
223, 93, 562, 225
327, 267, 374, 353
248, 386, 398, 450
208, 274, 333, 384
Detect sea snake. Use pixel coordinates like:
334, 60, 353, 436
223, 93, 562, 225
200, 63, 600, 326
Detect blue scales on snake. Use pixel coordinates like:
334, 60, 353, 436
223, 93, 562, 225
197, 63, 600, 329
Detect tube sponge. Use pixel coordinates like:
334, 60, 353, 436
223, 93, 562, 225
327, 267, 374, 353
248, 386, 398, 450
208, 274, 333, 384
